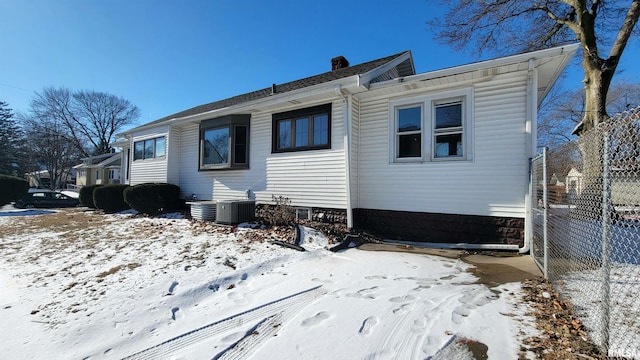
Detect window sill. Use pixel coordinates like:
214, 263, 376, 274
199, 165, 249, 171
132, 156, 166, 162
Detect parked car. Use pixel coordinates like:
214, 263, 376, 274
14, 190, 80, 208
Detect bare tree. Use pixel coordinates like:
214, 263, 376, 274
21, 114, 82, 190
429, 0, 640, 135
538, 80, 640, 148
30, 87, 140, 156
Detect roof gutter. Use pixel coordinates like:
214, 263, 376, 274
368, 43, 579, 90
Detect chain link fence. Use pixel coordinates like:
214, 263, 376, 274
531, 105, 640, 359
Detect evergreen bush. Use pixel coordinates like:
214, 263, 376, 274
0, 174, 29, 206
93, 184, 130, 213
79, 185, 102, 208
123, 183, 181, 216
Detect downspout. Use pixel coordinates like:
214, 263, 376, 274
335, 85, 353, 229
521, 58, 538, 254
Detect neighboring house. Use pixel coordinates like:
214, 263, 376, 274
26, 169, 75, 189
564, 164, 640, 207
611, 165, 640, 206
116, 44, 578, 249
73, 153, 122, 188
565, 167, 583, 200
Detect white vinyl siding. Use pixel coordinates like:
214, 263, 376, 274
129, 126, 169, 185
167, 127, 181, 185
350, 97, 360, 208
175, 100, 347, 209
357, 71, 529, 219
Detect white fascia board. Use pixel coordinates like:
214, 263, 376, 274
357, 51, 414, 88
369, 44, 579, 92
123, 76, 361, 133
110, 138, 130, 148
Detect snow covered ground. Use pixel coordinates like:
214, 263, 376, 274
0, 207, 538, 359
558, 265, 640, 359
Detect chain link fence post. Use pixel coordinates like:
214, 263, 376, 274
600, 131, 611, 354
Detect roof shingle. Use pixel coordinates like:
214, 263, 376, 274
138, 51, 410, 128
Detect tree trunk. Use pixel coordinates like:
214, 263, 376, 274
574, 49, 611, 221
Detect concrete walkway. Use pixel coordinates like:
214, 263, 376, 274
358, 243, 542, 286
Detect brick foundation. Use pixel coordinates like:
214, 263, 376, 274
353, 208, 524, 246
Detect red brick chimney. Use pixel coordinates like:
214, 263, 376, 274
331, 56, 349, 71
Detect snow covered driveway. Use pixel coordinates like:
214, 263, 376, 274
0, 208, 535, 359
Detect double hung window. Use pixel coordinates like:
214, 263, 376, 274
434, 100, 463, 158
390, 88, 472, 162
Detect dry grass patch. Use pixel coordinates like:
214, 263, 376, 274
0, 209, 117, 238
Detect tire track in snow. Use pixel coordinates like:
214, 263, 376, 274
364, 278, 465, 359
121, 285, 325, 360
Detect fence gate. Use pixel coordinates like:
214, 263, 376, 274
530, 148, 547, 278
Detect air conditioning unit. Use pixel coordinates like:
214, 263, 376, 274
187, 201, 217, 221
216, 200, 256, 224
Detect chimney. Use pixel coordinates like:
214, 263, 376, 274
331, 56, 349, 71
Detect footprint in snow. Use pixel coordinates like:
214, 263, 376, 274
364, 275, 387, 280
171, 307, 180, 321
311, 277, 334, 284
167, 281, 178, 295
389, 294, 416, 303
346, 286, 379, 300
393, 303, 413, 315
451, 306, 470, 324
359, 316, 378, 336
208, 284, 220, 292
411, 317, 428, 333
301, 311, 330, 327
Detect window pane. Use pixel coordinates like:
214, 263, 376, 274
144, 139, 154, 159
435, 133, 462, 158
435, 103, 462, 129
398, 134, 421, 158
155, 137, 166, 157
295, 118, 309, 147
278, 120, 291, 149
398, 106, 421, 132
134, 141, 144, 160
313, 114, 328, 145
234, 126, 247, 164
203, 127, 229, 165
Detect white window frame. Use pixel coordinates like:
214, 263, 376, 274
133, 136, 166, 161
389, 87, 473, 163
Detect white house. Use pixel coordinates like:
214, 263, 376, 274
116, 44, 578, 250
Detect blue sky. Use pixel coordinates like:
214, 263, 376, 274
1, 0, 638, 129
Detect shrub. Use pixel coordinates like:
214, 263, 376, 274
123, 183, 181, 216
261, 195, 294, 227
0, 174, 29, 206
93, 184, 130, 213
79, 185, 103, 208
